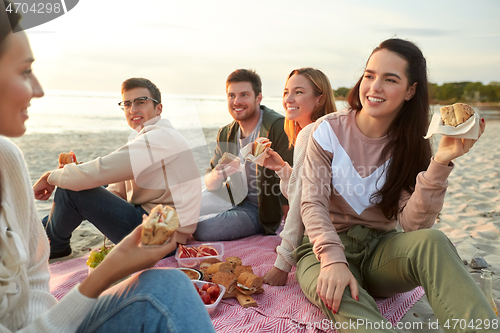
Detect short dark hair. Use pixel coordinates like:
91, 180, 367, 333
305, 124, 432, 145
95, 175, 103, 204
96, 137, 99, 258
0, 0, 22, 57
226, 69, 262, 96
121, 78, 161, 104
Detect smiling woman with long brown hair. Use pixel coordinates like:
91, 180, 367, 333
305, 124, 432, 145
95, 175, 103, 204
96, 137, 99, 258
294, 38, 495, 332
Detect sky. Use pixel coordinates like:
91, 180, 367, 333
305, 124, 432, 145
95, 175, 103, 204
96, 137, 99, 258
24, 0, 500, 97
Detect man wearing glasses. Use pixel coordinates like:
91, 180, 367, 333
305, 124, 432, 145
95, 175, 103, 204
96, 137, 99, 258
33, 78, 201, 259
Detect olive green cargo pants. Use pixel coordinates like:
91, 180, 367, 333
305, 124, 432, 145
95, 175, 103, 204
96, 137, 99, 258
294, 225, 498, 332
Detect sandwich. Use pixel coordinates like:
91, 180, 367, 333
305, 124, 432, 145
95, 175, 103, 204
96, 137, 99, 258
225, 256, 242, 267
252, 137, 271, 156
205, 262, 234, 275
440, 103, 475, 127
141, 205, 180, 245
212, 271, 237, 293
234, 265, 253, 277
199, 258, 222, 272
58, 151, 78, 168
218, 152, 239, 166
236, 271, 263, 293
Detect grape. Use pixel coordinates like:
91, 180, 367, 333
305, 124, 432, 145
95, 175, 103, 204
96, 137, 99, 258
86, 246, 114, 268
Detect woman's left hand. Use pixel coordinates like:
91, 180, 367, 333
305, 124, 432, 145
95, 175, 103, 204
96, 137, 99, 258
434, 118, 485, 165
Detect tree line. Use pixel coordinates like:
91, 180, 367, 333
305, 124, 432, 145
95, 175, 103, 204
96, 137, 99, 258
334, 81, 500, 104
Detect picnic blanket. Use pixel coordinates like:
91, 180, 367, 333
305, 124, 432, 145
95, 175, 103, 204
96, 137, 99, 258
49, 234, 425, 333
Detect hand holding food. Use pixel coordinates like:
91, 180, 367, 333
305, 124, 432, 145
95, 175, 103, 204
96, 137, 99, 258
237, 137, 272, 166
141, 205, 180, 245
217, 152, 240, 168
253, 137, 272, 157
79, 224, 177, 298
215, 152, 241, 179
58, 151, 78, 168
263, 149, 286, 171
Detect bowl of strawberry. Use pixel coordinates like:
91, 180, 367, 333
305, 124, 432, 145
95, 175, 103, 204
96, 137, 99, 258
192, 280, 225, 316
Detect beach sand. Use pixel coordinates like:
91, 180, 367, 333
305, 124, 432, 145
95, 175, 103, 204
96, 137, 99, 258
11, 120, 500, 332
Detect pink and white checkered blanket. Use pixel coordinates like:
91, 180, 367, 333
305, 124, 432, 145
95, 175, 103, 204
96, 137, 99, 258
49, 234, 424, 333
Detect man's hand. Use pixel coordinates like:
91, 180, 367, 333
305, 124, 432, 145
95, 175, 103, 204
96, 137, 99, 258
205, 163, 241, 191
215, 163, 240, 178
33, 171, 55, 200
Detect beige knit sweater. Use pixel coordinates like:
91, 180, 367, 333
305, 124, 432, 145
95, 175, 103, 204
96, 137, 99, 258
274, 124, 313, 273
0, 136, 96, 332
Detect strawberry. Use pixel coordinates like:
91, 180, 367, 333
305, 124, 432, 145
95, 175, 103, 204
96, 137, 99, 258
199, 290, 211, 305
207, 285, 220, 299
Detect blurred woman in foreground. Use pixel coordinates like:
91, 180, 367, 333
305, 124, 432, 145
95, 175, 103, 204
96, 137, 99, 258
0, 2, 214, 332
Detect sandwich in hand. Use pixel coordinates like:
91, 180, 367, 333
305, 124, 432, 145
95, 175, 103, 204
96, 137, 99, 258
440, 103, 475, 127
141, 204, 180, 245
218, 152, 239, 166
217, 152, 240, 171
252, 137, 271, 156
58, 151, 78, 168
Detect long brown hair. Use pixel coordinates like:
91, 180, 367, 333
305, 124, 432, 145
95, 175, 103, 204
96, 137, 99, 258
284, 68, 337, 147
347, 38, 432, 220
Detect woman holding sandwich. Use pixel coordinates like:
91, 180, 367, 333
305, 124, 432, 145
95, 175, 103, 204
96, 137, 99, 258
0, 2, 214, 332
295, 38, 495, 331
263, 67, 337, 286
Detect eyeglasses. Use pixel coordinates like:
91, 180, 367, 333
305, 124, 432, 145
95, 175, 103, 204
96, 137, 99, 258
118, 96, 159, 110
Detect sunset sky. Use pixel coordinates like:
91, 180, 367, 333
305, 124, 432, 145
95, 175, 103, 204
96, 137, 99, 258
25, 0, 500, 97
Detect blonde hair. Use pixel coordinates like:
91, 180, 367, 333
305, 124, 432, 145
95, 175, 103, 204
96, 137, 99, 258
284, 68, 336, 147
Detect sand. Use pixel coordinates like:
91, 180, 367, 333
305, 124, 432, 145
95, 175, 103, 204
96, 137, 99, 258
10, 120, 500, 332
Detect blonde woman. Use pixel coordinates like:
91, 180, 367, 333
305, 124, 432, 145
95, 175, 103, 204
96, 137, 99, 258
263, 68, 336, 286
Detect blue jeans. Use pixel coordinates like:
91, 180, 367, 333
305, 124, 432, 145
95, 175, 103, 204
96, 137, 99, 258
43, 187, 147, 252
193, 198, 263, 241
76, 269, 215, 333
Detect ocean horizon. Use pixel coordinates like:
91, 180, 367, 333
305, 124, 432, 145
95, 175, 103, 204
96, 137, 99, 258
24, 90, 499, 135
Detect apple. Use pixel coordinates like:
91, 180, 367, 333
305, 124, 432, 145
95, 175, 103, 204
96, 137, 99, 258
202, 283, 211, 291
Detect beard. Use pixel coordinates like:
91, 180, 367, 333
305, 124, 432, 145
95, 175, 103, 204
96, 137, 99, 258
229, 100, 260, 122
